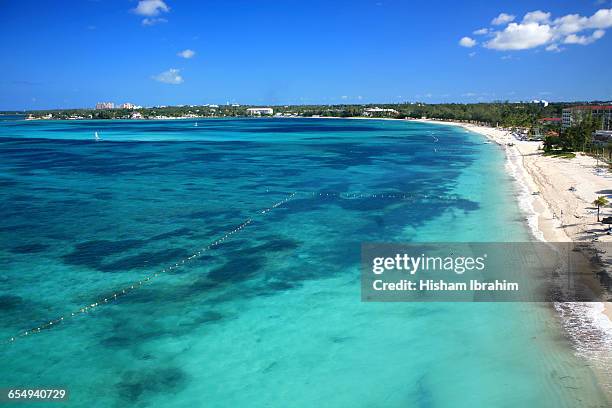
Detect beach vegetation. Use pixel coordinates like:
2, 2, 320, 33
543, 114, 601, 155
22, 101, 568, 126
593, 196, 609, 222
542, 150, 575, 158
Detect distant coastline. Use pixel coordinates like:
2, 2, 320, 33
14, 100, 607, 129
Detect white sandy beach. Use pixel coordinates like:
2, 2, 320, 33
412, 118, 612, 396
413, 119, 612, 320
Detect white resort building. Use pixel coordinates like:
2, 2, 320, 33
363, 107, 399, 117
246, 107, 274, 116
95, 102, 114, 110
118, 103, 139, 109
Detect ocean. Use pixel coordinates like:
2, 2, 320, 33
0, 118, 607, 407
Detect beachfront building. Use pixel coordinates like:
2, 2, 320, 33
536, 117, 561, 138
118, 103, 138, 109
95, 102, 114, 110
538, 117, 561, 125
531, 99, 549, 107
363, 107, 399, 117
246, 107, 274, 116
562, 105, 612, 130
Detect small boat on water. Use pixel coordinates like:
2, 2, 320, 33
194, 122, 198, 127
94, 131, 101, 142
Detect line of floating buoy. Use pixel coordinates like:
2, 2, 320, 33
281, 191, 461, 201
3, 192, 296, 346
3, 189, 462, 345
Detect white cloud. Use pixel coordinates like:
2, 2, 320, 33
523, 10, 550, 24
177, 49, 195, 59
468, 51, 476, 57
459, 36, 477, 47
589, 8, 612, 28
492, 13, 515, 25
564, 29, 605, 45
134, 0, 169, 16
152, 68, 183, 84
593, 28, 606, 38
134, 0, 170, 25
485, 22, 552, 50
552, 8, 612, 35
471, 8, 612, 51
563, 34, 586, 44
473, 28, 489, 35
553, 14, 588, 36
142, 17, 167, 26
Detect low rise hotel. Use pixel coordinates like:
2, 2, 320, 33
95, 102, 114, 110
562, 105, 612, 130
246, 107, 274, 115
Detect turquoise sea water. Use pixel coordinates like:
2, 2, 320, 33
0, 118, 607, 407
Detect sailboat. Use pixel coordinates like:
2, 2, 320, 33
94, 131, 101, 142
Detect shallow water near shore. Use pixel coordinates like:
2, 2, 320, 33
0, 118, 608, 407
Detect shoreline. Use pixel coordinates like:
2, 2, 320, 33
325, 116, 612, 343
412, 119, 611, 313
412, 118, 612, 397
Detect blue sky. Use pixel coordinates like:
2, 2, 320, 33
1, 0, 611, 110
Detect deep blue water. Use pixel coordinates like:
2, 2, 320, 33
0, 118, 607, 407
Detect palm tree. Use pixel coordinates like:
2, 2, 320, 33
592, 196, 609, 222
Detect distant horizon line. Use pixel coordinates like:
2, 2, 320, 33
3, 99, 612, 113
